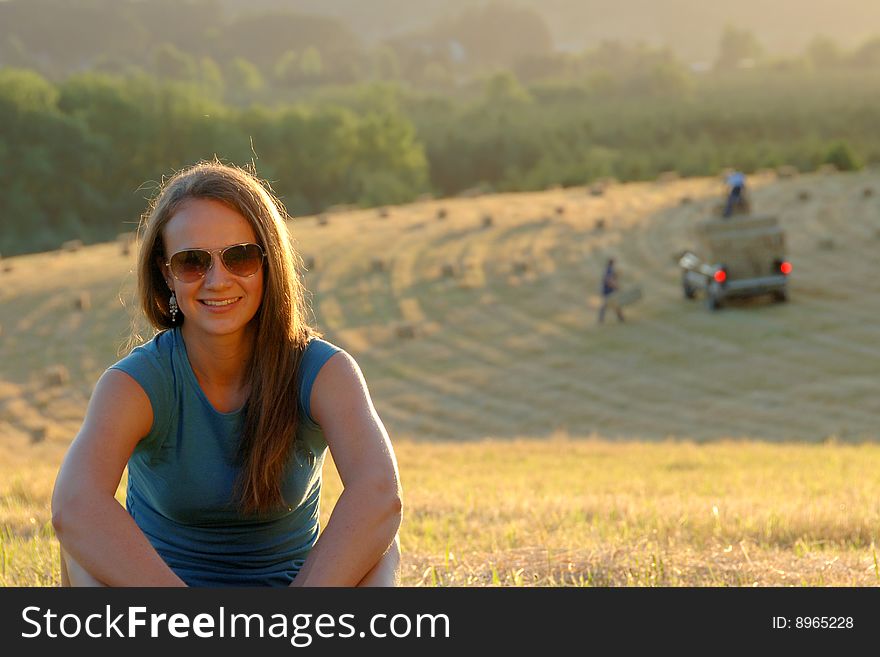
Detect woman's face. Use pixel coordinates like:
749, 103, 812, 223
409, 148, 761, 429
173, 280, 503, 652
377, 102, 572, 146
161, 198, 264, 341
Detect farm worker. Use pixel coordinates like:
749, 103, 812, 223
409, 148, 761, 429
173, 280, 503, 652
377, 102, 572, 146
52, 161, 402, 586
723, 170, 746, 218
598, 258, 625, 324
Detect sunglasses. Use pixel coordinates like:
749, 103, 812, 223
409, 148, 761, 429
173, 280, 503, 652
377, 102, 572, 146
165, 243, 265, 283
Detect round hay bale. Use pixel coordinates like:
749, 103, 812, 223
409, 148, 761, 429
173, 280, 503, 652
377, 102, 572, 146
117, 232, 136, 256
45, 365, 70, 387
74, 291, 91, 311
680, 196, 693, 205
2, 262, 11, 273
378, 207, 390, 219
441, 263, 458, 278
371, 258, 386, 273
656, 170, 680, 183
512, 260, 529, 275
30, 426, 48, 444
316, 214, 329, 226
396, 323, 416, 340
588, 183, 605, 197
555, 205, 566, 216
862, 187, 874, 198
62, 239, 84, 253
798, 190, 811, 202
436, 207, 447, 220
817, 237, 835, 251
776, 165, 799, 179
817, 163, 838, 175
593, 218, 606, 232
481, 214, 493, 228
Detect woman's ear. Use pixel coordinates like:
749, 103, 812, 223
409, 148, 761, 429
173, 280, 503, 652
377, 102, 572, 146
155, 256, 172, 289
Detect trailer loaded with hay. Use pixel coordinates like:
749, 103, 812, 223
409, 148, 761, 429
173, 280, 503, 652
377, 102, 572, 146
679, 214, 791, 311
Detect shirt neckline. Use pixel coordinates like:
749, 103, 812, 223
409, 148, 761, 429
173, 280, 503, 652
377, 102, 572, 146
172, 327, 246, 418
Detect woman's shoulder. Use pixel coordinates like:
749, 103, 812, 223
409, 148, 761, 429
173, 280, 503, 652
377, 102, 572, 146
112, 329, 175, 372
108, 330, 178, 406
297, 336, 344, 424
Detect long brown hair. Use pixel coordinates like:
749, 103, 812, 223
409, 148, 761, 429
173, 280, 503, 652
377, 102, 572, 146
135, 160, 315, 515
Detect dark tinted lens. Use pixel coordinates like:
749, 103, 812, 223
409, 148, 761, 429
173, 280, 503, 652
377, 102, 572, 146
170, 249, 211, 282
222, 243, 263, 277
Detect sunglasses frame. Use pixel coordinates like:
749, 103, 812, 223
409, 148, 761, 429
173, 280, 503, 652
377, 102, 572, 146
165, 242, 266, 282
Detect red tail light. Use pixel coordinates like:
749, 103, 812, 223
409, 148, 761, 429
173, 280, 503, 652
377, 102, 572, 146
713, 269, 727, 283
780, 261, 792, 275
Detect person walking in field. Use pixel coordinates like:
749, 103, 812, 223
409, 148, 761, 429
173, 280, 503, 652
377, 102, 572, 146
52, 161, 402, 587
723, 170, 747, 218
598, 257, 625, 324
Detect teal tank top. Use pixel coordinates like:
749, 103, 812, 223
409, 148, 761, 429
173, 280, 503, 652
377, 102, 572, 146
109, 327, 340, 587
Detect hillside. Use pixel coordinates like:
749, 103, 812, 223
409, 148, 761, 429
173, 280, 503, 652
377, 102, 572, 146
1, 170, 878, 449
221, 0, 880, 60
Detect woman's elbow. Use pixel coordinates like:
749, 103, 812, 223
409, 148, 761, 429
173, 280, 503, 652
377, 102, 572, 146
371, 478, 403, 524
51, 485, 89, 539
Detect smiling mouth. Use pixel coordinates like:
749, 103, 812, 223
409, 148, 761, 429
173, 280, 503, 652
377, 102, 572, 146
199, 297, 242, 307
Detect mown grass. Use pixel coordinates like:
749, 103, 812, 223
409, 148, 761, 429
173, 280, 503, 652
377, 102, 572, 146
3, 437, 879, 587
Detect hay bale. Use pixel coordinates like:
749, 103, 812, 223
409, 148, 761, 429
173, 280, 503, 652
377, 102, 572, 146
862, 187, 874, 198
817, 163, 838, 175
30, 426, 48, 445
798, 190, 811, 202
776, 165, 799, 179
62, 239, 83, 252
481, 214, 493, 228
555, 205, 566, 216
45, 365, 70, 387
436, 207, 447, 220
2, 262, 11, 273
74, 291, 91, 311
378, 207, 390, 218
316, 214, 329, 226
817, 237, 835, 251
593, 218, 606, 232
117, 232, 136, 256
371, 258, 386, 273
588, 183, 605, 197
512, 259, 529, 274
680, 196, 693, 205
441, 263, 458, 278
396, 323, 416, 340
656, 170, 680, 183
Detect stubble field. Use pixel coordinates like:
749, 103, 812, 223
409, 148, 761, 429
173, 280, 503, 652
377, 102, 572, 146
1, 169, 878, 585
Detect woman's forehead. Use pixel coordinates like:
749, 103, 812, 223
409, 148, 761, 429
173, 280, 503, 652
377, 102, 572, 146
163, 198, 257, 249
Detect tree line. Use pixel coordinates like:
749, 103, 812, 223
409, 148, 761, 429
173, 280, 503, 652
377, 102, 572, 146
2, 62, 876, 256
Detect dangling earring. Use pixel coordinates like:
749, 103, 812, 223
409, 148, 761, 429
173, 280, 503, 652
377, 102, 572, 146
169, 290, 179, 323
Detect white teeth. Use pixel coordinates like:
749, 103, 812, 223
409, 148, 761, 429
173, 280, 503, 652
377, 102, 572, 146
202, 298, 239, 307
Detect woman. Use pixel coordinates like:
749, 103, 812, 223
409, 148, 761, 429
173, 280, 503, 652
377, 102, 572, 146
51, 161, 402, 586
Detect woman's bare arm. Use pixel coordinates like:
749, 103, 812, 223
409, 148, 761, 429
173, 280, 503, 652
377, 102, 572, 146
291, 351, 402, 587
51, 369, 186, 586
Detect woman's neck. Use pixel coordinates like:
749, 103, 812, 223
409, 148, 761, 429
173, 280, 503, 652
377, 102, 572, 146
179, 324, 254, 391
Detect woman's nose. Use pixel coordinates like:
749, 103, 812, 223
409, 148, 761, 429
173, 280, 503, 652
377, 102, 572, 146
203, 253, 232, 287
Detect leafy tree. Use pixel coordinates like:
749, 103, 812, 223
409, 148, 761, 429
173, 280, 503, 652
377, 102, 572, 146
154, 43, 197, 81
715, 25, 764, 70
300, 47, 324, 80
824, 141, 862, 171
226, 57, 264, 102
